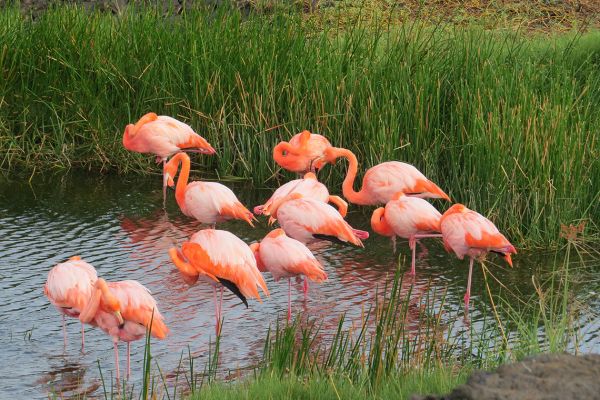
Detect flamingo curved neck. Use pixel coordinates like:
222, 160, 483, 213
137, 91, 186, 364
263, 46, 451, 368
332, 148, 370, 205
371, 208, 394, 237
172, 153, 191, 211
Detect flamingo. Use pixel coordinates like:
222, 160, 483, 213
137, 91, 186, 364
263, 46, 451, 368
440, 204, 516, 308
122, 112, 216, 206
254, 172, 347, 217
273, 130, 332, 174
267, 193, 369, 247
168, 229, 270, 336
318, 147, 450, 205
78, 278, 168, 382
250, 229, 327, 321
164, 152, 255, 227
371, 193, 443, 275
44, 256, 98, 351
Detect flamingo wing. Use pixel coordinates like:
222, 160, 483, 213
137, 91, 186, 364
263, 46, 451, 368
45, 260, 98, 314
107, 280, 169, 339
278, 198, 363, 246
260, 234, 326, 282
184, 182, 254, 225
385, 197, 441, 238
137, 116, 214, 157
185, 230, 269, 300
364, 162, 449, 203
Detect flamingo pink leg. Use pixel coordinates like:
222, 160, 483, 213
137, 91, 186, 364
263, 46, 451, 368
288, 278, 292, 322
409, 234, 443, 274
162, 158, 167, 208
303, 277, 309, 297
114, 341, 120, 383
219, 286, 224, 334
464, 257, 474, 308
127, 342, 131, 379
62, 314, 67, 349
213, 286, 220, 336
81, 323, 85, 351
408, 235, 417, 275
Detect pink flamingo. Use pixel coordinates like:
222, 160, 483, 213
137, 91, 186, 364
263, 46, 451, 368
318, 147, 450, 205
250, 229, 327, 321
122, 112, 216, 205
268, 193, 368, 247
79, 278, 168, 381
164, 152, 255, 227
370, 193, 442, 275
440, 204, 516, 308
44, 256, 98, 351
168, 229, 270, 336
273, 130, 332, 174
254, 172, 347, 217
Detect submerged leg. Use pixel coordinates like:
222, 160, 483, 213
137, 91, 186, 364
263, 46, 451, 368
213, 286, 220, 337
81, 322, 85, 351
303, 277, 309, 297
288, 278, 292, 323
114, 341, 120, 383
219, 286, 224, 332
162, 159, 167, 209
408, 235, 417, 275
62, 314, 67, 349
127, 342, 131, 379
464, 258, 474, 309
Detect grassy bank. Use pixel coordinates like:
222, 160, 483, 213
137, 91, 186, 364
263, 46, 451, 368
1, 6, 599, 247
108, 240, 585, 400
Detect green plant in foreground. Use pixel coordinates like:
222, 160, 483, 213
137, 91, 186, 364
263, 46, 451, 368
75, 240, 586, 400
0, 6, 598, 247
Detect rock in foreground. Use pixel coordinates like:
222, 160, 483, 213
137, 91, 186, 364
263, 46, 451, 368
413, 353, 600, 400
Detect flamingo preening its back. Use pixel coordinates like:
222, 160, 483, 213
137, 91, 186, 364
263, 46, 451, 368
319, 147, 450, 205
267, 193, 368, 247
440, 204, 516, 309
254, 172, 347, 218
44, 256, 98, 351
78, 278, 168, 382
122, 112, 216, 206
168, 229, 270, 336
273, 130, 332, 174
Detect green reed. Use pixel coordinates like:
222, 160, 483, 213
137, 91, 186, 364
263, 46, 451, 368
1, 5, 599, 246
76, 242, 586, 400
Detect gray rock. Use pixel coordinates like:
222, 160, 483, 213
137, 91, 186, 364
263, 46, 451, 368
412, 353, 600, 400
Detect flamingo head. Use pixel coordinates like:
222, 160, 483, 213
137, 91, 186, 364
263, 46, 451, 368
273, 141, 307, 173
96, 279, 124, 325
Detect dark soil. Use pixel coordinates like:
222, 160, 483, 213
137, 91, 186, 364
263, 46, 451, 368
413, 353, 600, 400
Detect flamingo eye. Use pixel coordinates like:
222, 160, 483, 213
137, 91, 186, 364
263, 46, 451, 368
282, 150, 288, 156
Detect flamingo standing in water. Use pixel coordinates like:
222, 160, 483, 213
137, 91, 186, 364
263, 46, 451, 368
371, 193, 443, 275
122, 112, 216, 206
250, 229, 327, 321
254, 172, 347, 217
168, 229, 269, 336
79, 278, 168, 381
318, 147, 450, 205
440, 204, 516, 308
268, 193, 368, 247
44, 256, 98, 351
164, 152, 255, 227
273, 130, 332, 174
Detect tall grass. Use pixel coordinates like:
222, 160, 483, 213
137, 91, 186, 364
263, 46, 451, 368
77, 241, 583, 399
0, 6, 598, 246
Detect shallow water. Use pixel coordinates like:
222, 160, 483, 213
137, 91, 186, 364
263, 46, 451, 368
0, 172, 597, 399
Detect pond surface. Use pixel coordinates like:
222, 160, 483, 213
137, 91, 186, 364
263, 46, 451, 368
0, 172, 598, 399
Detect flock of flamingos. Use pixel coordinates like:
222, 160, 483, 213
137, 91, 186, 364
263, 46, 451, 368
44, 112, 517, 382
